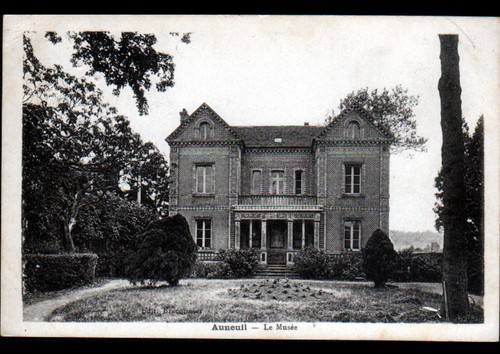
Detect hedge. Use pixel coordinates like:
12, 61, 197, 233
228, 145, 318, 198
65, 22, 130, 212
294, 248, 365, 280
190, 261, 232, 278
23, 253, 98, 293
409, 253, 443, 282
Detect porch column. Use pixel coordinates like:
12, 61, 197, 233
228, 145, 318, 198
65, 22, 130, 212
314, 219, 320, 249
249, 220, 253, 248
301, 220, 306, 249
261, 219, 267, 250
287, 218, 293, 251
235, 220, 241, 250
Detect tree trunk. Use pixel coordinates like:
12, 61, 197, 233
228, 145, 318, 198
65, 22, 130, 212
63, 219, 76, 253
438, 34, 469, 321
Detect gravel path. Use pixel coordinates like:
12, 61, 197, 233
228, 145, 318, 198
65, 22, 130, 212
23, 279, 132, 321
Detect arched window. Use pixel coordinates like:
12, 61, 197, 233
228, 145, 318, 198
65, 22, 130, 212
347, 121, 360, 138
199, 122, 210, 140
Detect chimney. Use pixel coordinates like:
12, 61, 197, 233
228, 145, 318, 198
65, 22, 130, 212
180, 108, 189, 123
304, 122, 309, 126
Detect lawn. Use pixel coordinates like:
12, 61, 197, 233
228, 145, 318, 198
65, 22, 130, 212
46, 278, 483, 323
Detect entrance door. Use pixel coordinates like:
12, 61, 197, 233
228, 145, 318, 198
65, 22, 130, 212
267, 220, 287, 265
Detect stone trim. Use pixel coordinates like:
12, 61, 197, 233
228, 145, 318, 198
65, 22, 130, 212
244, 148, 312, 154
169, 140, 242, 147
177, 206, 231, 211
324, 206, 385, 212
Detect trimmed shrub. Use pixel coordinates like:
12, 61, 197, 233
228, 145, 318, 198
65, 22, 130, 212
190, 261, 232, 278
410, 253, 443, 282
122, 214, 197, 286
23, 253, 98, 293
219, 249, 259, 277
294, 247, 329, 279
362, 229, 398, 287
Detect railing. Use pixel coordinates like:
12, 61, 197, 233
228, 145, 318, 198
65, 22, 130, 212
238, 195, 318, 206
196, 251, 221, 261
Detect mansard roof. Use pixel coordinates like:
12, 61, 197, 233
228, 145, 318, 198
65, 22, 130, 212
232, 125, 323, 148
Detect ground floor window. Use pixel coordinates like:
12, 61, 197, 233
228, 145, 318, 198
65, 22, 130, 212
240, 220, 262, 249
344, 220, 360, 251
292, 220, 314, 250
196, 219, 212, 249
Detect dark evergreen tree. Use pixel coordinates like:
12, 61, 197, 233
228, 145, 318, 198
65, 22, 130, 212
362, 229, 398, 288
122, 214, 197, 286
434, 117, 484, 294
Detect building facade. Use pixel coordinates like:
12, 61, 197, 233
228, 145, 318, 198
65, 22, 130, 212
166, 103, 392, 265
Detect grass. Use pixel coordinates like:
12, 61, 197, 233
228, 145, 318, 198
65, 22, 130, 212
45, 279, 483, 323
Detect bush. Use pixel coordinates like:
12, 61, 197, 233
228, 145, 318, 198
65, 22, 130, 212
295, 248, 364, 280
326, 252, 365, 280
23, 253, 98, 293
219, 249, 259, 277
362, 229, 398, 287
294, 247, 329, 279
122, 214, 197, 286
410, 253, 442, 282
190, 261, 231, 278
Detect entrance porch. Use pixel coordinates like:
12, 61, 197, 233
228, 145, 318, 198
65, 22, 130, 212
234, 211, 321, 265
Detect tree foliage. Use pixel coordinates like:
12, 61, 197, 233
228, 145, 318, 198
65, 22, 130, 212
68, 32, 176, 115
122, 214, 197, 286
326, 86, 427, 153
434, 117, 484, 294
22, 34, 169, 253
362, 229, 398, 288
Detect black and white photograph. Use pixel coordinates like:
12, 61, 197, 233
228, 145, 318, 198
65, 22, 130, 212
1, 15, 499, 341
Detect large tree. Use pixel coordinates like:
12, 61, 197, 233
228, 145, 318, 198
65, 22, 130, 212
326, 85, 427, 153
45, 31, 189, 115
437, 34, 469, 322
23, 34, 169, 253
434, 116, 484, 295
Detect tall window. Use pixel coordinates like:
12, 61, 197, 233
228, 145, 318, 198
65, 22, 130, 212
196, 219, 212, 249
344, 220, 360, 251
251, 170, 262, 194
271, 170, 285, 195
295, 170, 303, 194
345, 164, 361, 194
196, 165, 214, 194
199, 122, 210, 140
347, 121, 360, 138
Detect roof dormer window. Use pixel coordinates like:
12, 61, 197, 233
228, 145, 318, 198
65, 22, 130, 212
274, 137, 283, 143
200, 122, 210, 140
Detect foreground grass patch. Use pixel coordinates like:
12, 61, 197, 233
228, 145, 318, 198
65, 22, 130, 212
47, 279, 483, 323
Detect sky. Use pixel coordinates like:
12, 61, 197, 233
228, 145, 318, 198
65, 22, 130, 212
25, 16, 500, 233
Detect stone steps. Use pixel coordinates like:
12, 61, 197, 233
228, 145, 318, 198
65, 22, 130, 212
254, 265, 299, 278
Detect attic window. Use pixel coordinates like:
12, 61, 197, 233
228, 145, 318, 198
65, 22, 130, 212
274, 138, 283, 143
347, 121, 360, 139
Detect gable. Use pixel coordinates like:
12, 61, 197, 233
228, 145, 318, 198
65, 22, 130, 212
317, 105, 393, 141
166, 103, 241, 143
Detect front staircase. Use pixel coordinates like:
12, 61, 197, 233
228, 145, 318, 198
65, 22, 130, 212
254, 264, 299, 278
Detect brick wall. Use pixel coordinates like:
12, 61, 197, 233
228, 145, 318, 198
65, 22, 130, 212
241, 150, 316, 195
